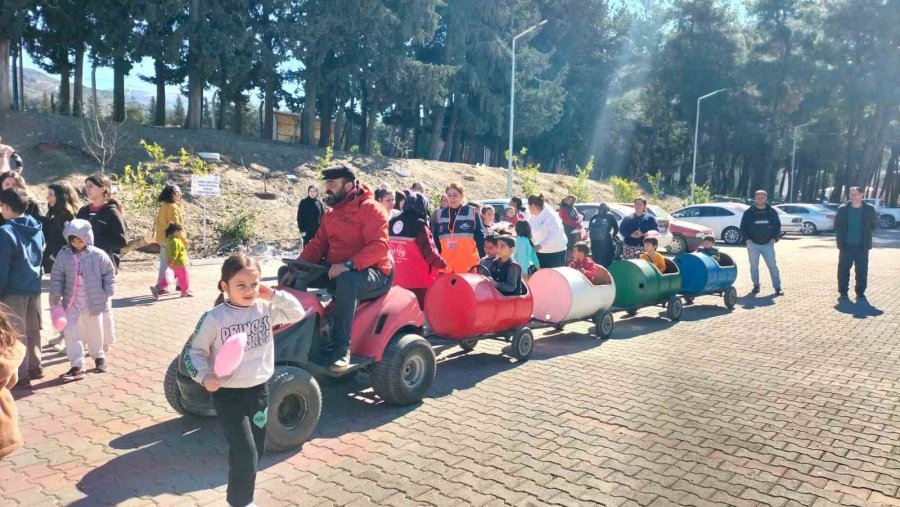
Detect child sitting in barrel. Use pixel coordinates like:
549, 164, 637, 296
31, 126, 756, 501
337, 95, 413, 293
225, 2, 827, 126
695, 235, 720, 262
569, 242, 602, 284
482, 236, 525, 296
478, 234, 499, 270
640, 237, 667, 274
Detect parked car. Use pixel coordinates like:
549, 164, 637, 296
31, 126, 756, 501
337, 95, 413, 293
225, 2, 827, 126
476, 199, 513, 218
670, 203, 748, 245
616, 203, 713, 254
863, 198, 900, 228
575, 203, 674, 251
818, 202, 842, 212
775, 204, 836, 235
774, 207, 804, 235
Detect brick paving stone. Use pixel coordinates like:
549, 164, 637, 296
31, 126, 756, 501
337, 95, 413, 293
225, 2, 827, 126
3, 232, 900, 506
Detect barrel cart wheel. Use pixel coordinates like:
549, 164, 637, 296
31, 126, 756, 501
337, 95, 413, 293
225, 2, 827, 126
459, 338, 478, 353
510, 328, 534, 361
665, 296, 683, 321
592, 310, 614, 340
724, 287, 738, 309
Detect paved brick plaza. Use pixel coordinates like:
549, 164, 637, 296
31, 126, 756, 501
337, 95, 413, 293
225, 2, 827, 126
3, 231, 899, 506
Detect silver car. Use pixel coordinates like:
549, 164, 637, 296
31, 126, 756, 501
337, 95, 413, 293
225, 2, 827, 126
775, 204, 836, 235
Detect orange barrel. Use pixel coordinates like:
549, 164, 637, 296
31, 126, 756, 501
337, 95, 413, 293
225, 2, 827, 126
424, 273, 534, 339
530, 267, 616, 322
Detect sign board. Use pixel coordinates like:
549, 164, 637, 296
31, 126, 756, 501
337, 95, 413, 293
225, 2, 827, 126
191, 174, 221, 197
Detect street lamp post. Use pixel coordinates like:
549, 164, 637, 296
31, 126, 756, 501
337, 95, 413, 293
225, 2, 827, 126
507, 19, 547, 199
690, 88, 726, 204
790, 120, 815, 203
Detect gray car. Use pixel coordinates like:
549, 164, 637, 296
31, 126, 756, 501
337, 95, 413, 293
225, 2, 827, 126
774, 204, 836, 235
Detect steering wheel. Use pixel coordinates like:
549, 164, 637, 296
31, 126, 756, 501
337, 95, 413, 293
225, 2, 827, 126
469, 264, 492, 277
280, 259, 330, 288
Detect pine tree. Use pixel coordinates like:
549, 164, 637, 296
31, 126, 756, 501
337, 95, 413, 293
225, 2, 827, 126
170, 95, 186, 126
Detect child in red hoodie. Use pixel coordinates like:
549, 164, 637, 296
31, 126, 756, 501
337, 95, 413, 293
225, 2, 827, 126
569, 242, 602, 284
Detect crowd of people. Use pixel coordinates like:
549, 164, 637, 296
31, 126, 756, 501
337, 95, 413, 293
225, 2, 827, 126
0, 154, 883, 506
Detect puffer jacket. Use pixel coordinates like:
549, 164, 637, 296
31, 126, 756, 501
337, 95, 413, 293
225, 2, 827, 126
49, 220, 116, 316
299, 183, 392, 275
155, 202, 185, 244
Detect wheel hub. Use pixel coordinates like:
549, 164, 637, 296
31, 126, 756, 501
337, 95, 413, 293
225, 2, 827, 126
402, 355, 425, 389
277, 393, 308, 430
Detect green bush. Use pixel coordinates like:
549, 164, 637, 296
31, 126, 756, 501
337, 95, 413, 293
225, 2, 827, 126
609, 176, 640, 202
115, 162, 166, 217
646, 172, 664, 198
509, 147, 541, 197
314, 146, 334, 174
217, 209, 259, 244
571, 156, 594, 202
685, 183, 712, 205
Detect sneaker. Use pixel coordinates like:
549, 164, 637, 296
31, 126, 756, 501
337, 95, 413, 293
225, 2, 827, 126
329, 351, 351, 372
94, 358, 107, 373
774, 288, 784, 296
150, 285, 160, 299
52, 342, 66, 353
838, 293, 850, 302
60, 367, 85, 382
181, 292, 194, 298
856, 294, 868, 303
751, 285, 760, 294
28, 368, 44, 380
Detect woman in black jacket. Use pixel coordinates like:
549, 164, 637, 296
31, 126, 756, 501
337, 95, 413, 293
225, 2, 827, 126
296, 185, 325, 245
42, 182, 81, 273
76, 174, 128, 268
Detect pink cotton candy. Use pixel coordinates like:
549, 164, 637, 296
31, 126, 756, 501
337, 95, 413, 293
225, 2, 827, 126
51, 305, 68, 332
214, 332, 247, 378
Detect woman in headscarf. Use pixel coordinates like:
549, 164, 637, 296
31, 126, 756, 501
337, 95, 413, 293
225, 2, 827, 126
389, 191, 446, 307
589, 203, 620, 267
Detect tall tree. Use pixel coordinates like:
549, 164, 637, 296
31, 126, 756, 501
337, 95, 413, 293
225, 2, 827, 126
0, 0, 31, 111
136, 0, 187, 126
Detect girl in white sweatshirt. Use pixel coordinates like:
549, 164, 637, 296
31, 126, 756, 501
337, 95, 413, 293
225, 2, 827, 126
184, 252, 305, 507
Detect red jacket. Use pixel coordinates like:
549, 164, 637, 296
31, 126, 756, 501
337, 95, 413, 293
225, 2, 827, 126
299, 183, 392, 275
570, 257, 600, 283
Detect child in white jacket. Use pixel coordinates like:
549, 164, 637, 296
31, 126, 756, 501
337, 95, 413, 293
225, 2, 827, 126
184, 252, 305, 507
49, 219, 116, 381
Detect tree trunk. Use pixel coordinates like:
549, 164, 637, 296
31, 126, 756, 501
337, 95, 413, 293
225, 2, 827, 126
58, 57, 71, 116
359, 83, 370, 152
112, 57, 126, 122
263, 77, 275, 140
18, 39, 24, 110
0, 39, 9, 112
10, 41, 18, 109
184, 0, 204, 128
153, 59, 167, 126
233, 99, 243, 135
440, 101, 459, 161
216, 93, 226, 130
91, 61, 98, 115
318, 93, 334, 148
72, 44, 84, 117
333, 104, 345, 149
301, 64, 319, 145
365, 97, 378, 154
427, 103, 446, 160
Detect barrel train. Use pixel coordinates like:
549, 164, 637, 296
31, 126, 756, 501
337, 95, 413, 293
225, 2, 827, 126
423, 252, 738, 360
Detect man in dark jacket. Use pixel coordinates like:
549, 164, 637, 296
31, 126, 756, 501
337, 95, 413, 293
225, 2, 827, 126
299, 164, 393, 371
297, 185, 325, 245
0, 188, 45, 388
834, 187, 879, 302
740, 190, 782, 295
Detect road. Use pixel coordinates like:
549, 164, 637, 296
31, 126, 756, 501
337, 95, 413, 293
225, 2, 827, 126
4, 231, 900, 506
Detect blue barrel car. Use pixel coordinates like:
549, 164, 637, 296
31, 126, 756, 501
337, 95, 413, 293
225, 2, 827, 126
674, 252, 738, 308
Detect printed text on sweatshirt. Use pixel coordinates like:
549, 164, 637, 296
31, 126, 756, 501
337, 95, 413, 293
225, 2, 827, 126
184, 290, 305, 388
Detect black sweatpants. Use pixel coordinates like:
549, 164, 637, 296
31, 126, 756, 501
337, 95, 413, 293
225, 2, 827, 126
212, 383, 268, 507
837, 244, 870, 297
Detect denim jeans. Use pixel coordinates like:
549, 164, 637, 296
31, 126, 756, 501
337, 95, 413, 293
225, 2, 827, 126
747, 241, 781, 289
837, 244, 869, 296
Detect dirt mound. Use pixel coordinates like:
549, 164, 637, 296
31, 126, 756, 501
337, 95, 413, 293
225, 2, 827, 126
1, 110, 680, 268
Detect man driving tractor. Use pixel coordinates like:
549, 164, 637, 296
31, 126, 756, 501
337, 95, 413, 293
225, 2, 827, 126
297, 163, 394, 371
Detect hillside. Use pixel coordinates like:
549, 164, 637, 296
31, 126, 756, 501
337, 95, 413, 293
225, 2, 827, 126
20, 67, 172, 112
0, 110, 673, 267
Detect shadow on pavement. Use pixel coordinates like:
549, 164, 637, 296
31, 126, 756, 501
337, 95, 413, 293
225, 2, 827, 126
606, 313, 676, 340
72, 418, 226, 506
112, 295, 158, 309
738, 294, 776, 309
834, 300, 884, 319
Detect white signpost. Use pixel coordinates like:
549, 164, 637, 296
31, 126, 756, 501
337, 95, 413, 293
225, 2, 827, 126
191, 174, 221, 247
